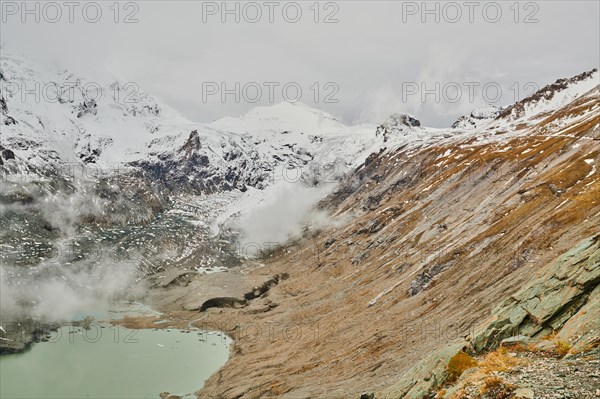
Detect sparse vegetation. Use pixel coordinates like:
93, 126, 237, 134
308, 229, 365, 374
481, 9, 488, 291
555, 340, 573, 357
479, 347, 523, 373
438, 347, 525, 398
447, 351, 479, 382
478, 376, 515, 399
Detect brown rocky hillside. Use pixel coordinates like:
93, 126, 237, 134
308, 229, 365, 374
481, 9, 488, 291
148, 76, 600, 399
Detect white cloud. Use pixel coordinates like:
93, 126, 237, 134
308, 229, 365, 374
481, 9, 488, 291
1, 1, 598, 127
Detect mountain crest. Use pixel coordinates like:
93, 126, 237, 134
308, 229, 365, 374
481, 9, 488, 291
497, 68, 599, 122
211, 101, 346, 135
451, 105, 502, 130
375, 113, 421, 142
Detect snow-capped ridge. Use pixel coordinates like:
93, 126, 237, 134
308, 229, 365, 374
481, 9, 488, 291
451, 105, 502, 130
0, 52, 194, 167
211, 101, 347, 135
1, 54, 385, 196
2, 52, 599, 199
375, 113, 421, 142
497, 68, 599, 122
450, 69, 598, 131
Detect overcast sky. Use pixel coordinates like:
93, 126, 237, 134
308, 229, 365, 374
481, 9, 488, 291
1, 0, 599, 127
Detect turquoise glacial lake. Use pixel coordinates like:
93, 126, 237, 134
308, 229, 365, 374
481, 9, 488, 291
0, 324, 230, 398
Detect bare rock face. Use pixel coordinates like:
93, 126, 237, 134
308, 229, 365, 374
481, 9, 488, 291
179, 130, 201, 159
0, 319, 59, 355
557, 283, 600, 352
472, 235, 600, 352
1, 145, 15, 161
375, 113, 421, 142
377, 236, 599, 398
76, 98, 98, 118
0, 95, 8, 114
377, 342, 466, 398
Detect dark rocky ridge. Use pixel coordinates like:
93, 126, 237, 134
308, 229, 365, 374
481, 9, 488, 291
497, 68, 598, 121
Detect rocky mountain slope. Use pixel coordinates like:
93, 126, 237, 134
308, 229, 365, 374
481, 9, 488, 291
1, 53, 598, 398
191, 69, 599, 398
0, 53, 417, 348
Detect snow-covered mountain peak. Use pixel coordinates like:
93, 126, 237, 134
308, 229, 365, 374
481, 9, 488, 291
210, 101, 347, 136
451, 105, 502, 130
2, 53, 598, 200
497, 68, 599, 123
374, 113, 421, 142
0, 55, 384, 196
449, 69, 598, 132
0, 52, 193, 167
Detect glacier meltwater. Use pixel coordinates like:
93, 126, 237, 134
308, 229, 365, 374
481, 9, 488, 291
0, 325, 231, 398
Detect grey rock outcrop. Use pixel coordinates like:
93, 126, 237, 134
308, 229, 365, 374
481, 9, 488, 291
472, 235, 600, 352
